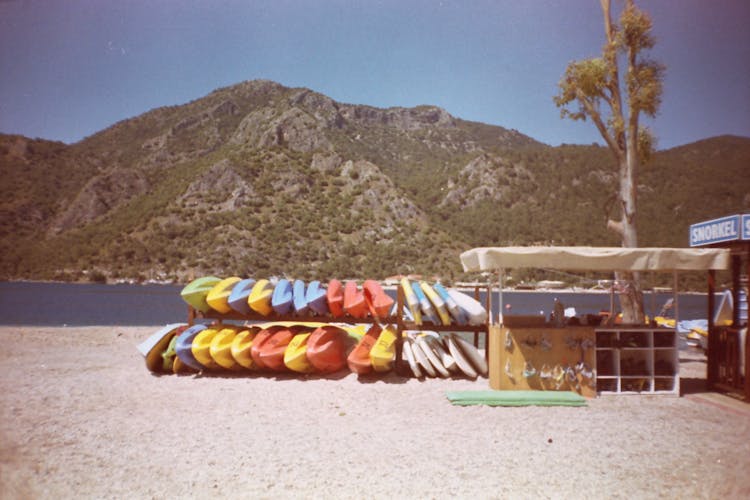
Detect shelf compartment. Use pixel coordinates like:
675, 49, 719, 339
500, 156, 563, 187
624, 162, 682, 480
620, 350, 651, 376
653, 330, 676, 348
619, 330, 650, 348
596, 331, 618, 348
620, 377, 650, 393
653, 377, 676, 393
596, 378, 618, 393
596, 349, 617, 376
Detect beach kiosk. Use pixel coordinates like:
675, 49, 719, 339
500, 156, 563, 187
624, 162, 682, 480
460, 246, 730, 396
690, 214, 750, 401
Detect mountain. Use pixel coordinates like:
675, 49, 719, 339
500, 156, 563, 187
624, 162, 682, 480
1, 80, 749, 285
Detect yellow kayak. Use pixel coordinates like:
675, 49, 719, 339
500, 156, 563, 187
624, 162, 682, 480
284, 332, 315, 373
191, 327, 221, 369
370, 326, 397, 372
231, 328, 260, 369
420, 281, 451, 326
248, 279, 274, 316
210, 327, 243, 370
401, 278, 422, 325
206, 277, 242, 314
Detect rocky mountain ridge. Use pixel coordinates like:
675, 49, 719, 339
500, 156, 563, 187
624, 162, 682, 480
1, 79, 748, 284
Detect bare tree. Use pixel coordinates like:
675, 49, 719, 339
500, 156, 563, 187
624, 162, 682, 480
554, 0, 664, 323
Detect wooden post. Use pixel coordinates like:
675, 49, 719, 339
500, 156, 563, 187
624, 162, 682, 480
707, 269, 717, 388
745, 248, 750, 402
396, 285, 405, 375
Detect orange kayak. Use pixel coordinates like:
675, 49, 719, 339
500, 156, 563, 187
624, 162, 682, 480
343, 280, 368, 319
363, 279, 394, 320
250, 327, 283, 370
327, 279, 345, 318
256, 328, 295, 371
347, 324, 382, 375
307, 326, 348, 373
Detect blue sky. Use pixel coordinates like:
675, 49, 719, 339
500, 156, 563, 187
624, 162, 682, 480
1, 0, 748, 149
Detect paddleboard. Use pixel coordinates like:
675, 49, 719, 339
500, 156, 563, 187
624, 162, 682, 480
284, 332, 314, 373
307, 326, 348, 373
227, 278, 256, 315
403, 337, 423, 378
347, 324, 381, 375
433, 283, 466, 325
174, 324, 208, 371
272, 278, 293, 315
180, 277, 221, 313
370, 326, 397, 372
411, 282, 439, 324
230, 327, 259, 369
363, 279, 394, 320
209, 327, 242, 370
206, 277, 242, 314
451, 333, 488, 376
326, 279, 345, 318
411, 336, 437, 377
248, 279, 274, 316
191, 327, 222, 369
446, 334, 478, 379
416, 335, 450, 377
400, 278, 422, 325
343, 281, 368, 319
420, 281, 451, 326
447, 289, 488, 326
425, 335, 458, 373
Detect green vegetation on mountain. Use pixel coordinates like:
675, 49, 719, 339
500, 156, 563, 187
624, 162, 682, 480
1, 80, 748, 287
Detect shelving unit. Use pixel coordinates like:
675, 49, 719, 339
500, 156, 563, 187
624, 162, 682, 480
595, 327, 679, 395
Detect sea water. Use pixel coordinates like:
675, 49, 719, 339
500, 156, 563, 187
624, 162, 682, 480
0, 281, 710, 326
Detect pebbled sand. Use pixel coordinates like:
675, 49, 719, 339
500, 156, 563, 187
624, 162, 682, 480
1, 326, 749, 499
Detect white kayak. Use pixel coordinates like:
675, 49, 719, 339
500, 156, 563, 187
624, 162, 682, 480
447, 289, 488, 326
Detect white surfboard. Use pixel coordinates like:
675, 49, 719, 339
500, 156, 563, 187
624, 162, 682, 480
446, 335, 478, 379
403, 337, 422, 378
451, 333, 488, 376
411, 336, 437, 377
416, 335, 450, 378
425, 335, 458, 373
447, 289, 488, 326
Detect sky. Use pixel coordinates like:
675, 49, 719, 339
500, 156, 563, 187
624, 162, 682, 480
1, 0, 749, 150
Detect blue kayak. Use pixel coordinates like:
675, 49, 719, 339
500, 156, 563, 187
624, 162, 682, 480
306, 280, 329, 315
293, 279, 309, 315
174, 324, 208, 371
272, 279, 293, 315
227, 278, 256, 315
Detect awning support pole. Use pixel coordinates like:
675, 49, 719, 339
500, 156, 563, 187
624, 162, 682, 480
497, 268, 505, 326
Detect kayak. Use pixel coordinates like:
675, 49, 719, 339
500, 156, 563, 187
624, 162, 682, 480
191, 327, 222, 370
347, 324, 382, 375
248, 279, 274, 316
250, 327, 282, 370
180, 276, 221, 313
227, 278, 256, 315
343, 281, 368, 319
284, 332, 314, 373
174, 324, 208, 371
230, 327, 260, 369
420, 281, 451, 326
256, 327, 296, 371
137, 323, 188, 373
206, 277, 242, 314
272, 278, 293, 315
433, 283, 466, 325
447, 289, 488, 326
306, 280, 329, 316
401, 278, 422, 325
370, 326, 397, 372
412, 281, 439, 324
363, 279, 394, 320
209, 326, 243, 370
326, 279, 345, 317
293, 280, 309, 315
306, 326, 348, 373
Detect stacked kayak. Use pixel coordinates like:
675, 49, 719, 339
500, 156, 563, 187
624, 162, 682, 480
180, 276, 487, 326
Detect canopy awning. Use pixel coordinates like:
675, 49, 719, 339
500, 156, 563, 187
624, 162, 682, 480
460, 246, 730, 272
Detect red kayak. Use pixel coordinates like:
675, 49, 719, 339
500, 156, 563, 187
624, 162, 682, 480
362, 279, 394, 320
256, 327, 296, 371
306, 326, 348, 373
343, 281, 368, 319
327, 279, 345, 318
347, 324, 382, 375
250, 326, 283, 370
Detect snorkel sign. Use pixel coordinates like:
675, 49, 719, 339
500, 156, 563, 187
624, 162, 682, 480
690, 214, 749, 246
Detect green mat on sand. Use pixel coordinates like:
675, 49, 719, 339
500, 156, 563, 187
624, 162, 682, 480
446, 390, 587, 407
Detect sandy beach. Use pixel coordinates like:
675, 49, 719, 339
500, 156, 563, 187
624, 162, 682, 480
1, 326, 749, 499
